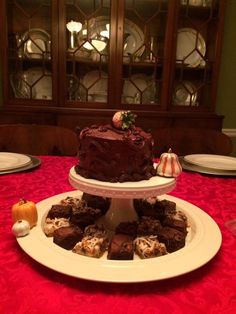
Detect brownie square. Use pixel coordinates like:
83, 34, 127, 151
134, 198, 176, 220
137, 216, 162, 236
46, 204, 72, 219
82, 193, 111, 215
70, 203, 102, 229
157, 227, 186, 253
60, 196, 82, 208
133, 197, 158, 218
162, 210, 188, 234
115, 221, 138, 238
134, 235, 167, 259
84, 224, 107, 238
73, 235, 108, 258
53, 226, 83, 250
107, 234, 134, 260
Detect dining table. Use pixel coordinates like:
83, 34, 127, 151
0, 155, 236, 314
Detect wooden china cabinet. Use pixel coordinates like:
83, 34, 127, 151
0, 0, 227, 141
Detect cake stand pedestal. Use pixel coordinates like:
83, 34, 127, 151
69, 167, 176, 230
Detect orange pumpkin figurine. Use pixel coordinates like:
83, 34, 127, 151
12, 198, 38, 228
157, 148, 182, 178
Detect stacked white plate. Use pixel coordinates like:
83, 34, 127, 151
176, 28, 206, 67
181, 154, 236, 176
0, 152, 41, 174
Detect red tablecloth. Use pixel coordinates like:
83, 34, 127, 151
0, 156, 236, 314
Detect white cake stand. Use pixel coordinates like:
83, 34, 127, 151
69, 166, 176, 230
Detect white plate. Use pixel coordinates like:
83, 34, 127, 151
123, 74, 155, 104
81, 70, 108, 98
78, 16, 145, 60
176, 28, 206, 67
173, 81, 198, 106
11, 68, 52, 100
180, 158, 236, 176
0, 152, 31, 171
21, 28, 51, 59
17, 191, 222, 283
123, 74, 148, 103
184, 154, 236, 171
124, 19, 145, 57
77, 16, 109, 52
0, 156, 41, 175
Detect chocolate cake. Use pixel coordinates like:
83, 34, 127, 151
53, 226, 83, 250
107, 233, 134, 260
75, 111, 156, 182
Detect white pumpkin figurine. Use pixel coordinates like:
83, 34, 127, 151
157, 148, 182, 178
12, 219, 30, 237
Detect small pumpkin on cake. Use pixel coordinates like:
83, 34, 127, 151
156, 148, 182, 178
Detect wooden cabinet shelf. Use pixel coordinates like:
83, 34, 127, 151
0, 0, 227, 138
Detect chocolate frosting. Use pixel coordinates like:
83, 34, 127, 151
75, 124, 156, 182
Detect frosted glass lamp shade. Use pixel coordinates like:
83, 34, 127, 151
66, 20, 82, 33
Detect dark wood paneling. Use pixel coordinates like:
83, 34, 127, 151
0, 106, 226, 157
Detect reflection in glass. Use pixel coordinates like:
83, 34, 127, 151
10, 68, 52, 100
66, 0, 110, 103
66, 20, 82, 49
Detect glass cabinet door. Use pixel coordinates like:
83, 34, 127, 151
3, 0, 225, 113
120, 0, 169, 108
64, 0, 111, 105
171, 0, 222, 110
7, 0, 53, 102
